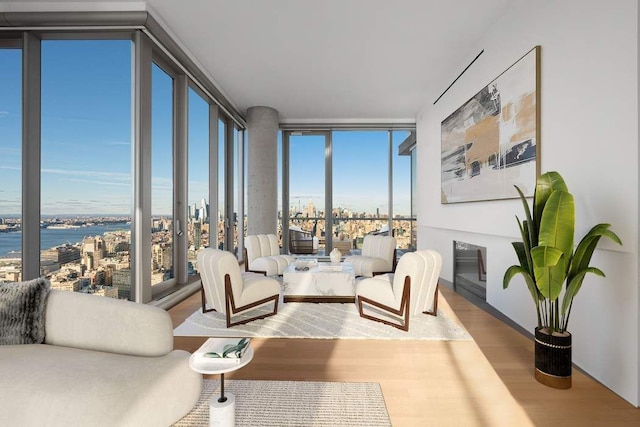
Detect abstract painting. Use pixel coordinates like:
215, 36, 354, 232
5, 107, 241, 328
441, 46, 539, 204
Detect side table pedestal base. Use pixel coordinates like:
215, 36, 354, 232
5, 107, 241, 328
209, 391, 235, 427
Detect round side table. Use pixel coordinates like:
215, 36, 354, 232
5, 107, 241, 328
189, 339, 254, 427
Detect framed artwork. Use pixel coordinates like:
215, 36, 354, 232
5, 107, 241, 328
441, 46, 540, 204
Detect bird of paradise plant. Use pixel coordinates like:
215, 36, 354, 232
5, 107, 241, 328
503, 171, 622, 333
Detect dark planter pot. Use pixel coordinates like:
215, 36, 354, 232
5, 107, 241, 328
534, 327, 572, 389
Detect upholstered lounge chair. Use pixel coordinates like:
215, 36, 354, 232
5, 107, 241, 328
244, 234, 295, 276
344, 234, 397, 277
355, 249, 442, 331
289, 226, 319, 254
197, 248, 281, 328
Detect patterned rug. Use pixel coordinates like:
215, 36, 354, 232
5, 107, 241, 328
173, 379, 391, 426
173, 300, 470, 340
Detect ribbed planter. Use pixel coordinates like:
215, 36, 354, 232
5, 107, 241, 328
534, 327, 572, 389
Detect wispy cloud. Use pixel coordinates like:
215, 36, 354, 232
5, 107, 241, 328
42, 167, 130, 182
62, 178, 130, 187
106, 141, 131, 146
0, 111, 9, 118
0, 147, 20, 155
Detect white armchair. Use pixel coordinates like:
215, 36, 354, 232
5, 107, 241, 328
245, 234, 295, 276
345, 235, 397, 277
197, 248, 281, 328
355, 250, 442, 331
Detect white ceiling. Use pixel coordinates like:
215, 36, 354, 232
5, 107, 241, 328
3, 0, 515, 123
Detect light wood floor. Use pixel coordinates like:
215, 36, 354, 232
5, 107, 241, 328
170, 286, 640, 426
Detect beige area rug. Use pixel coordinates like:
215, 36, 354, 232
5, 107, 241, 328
173, 300, 471, 340
174, 379, 391, 426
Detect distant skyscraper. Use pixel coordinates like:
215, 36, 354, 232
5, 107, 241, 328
306, 200, 315, 218
201, 198, 209, 220
193, 222, 202, 250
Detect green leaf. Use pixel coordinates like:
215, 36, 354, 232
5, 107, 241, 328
503, 265, 541, 304
511, 241, 529, 272
562, 267, 605, 316
515, 185, 536, 248
538, 190, 575, 264
534, 172, 567, 228
568, 223, 622, 285
531, 246, 566, 301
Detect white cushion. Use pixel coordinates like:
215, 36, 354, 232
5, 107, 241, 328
250, 254, 295, 276
362, 235, 396, 263
344, 235, 396, 277
356, 275, 398, 309
246, 234, 293, 274
344, 255, 392, 278
44, 290, 173, 356
246, 234, 280, 261
239, 274, 281, 307
0, 344, 201, 426
410, 250, 442, 315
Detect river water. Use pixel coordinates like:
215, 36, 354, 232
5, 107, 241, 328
0, 223, 129, 258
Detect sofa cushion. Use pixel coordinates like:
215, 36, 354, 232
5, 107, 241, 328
0, 277, 50, 345
0, 344, 202, 426
44, 289, 173, 356
250, 254, 295, 276
344, 255, 392, 278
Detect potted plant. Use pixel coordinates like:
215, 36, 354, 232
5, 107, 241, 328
503, 171, 622, 389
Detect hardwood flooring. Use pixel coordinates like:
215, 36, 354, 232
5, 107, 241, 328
170, 286, 640, 426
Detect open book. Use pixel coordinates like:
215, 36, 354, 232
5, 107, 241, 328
194, 338, 250, 364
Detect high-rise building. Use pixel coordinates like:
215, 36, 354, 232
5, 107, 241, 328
200, 197, 209, 220
42, 245, 81, 265
193, 222, 202, 250
112, 268, 131, 300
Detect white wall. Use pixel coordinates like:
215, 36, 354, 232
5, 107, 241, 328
417, 0, 639, 405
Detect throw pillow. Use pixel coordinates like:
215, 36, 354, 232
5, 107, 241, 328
0, 277, 51, 345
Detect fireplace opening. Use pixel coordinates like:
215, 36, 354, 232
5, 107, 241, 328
453, 241, 487, 301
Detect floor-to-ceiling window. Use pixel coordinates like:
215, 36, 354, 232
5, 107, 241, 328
150, 62, 175, 286
393, 130, 413, 253
333, 131, 389, 251
0, 45, 22, 282
283, 128, 415, 255
287, 132, 328, 253
40, 39, 132, 298
187, 87, 210, 276
1, 17, 247, 305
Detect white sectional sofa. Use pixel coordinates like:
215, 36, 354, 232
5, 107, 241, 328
0, 288, 202, 426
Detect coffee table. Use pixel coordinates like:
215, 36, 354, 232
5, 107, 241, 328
283, 262, 356, 303
189, 338, 254, 427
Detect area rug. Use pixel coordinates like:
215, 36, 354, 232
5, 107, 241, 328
174, 301, 471, 340
173, 379, 391, 426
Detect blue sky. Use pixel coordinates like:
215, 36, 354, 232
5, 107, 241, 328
0, 40, 410, 217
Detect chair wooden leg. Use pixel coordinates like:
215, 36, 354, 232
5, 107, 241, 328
423, 284, 439, 316
224, 274, 279, 328
201, 284, 215, 313
357, 276, 410, 332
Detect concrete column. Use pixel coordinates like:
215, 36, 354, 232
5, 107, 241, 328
247, 106, 279, 236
